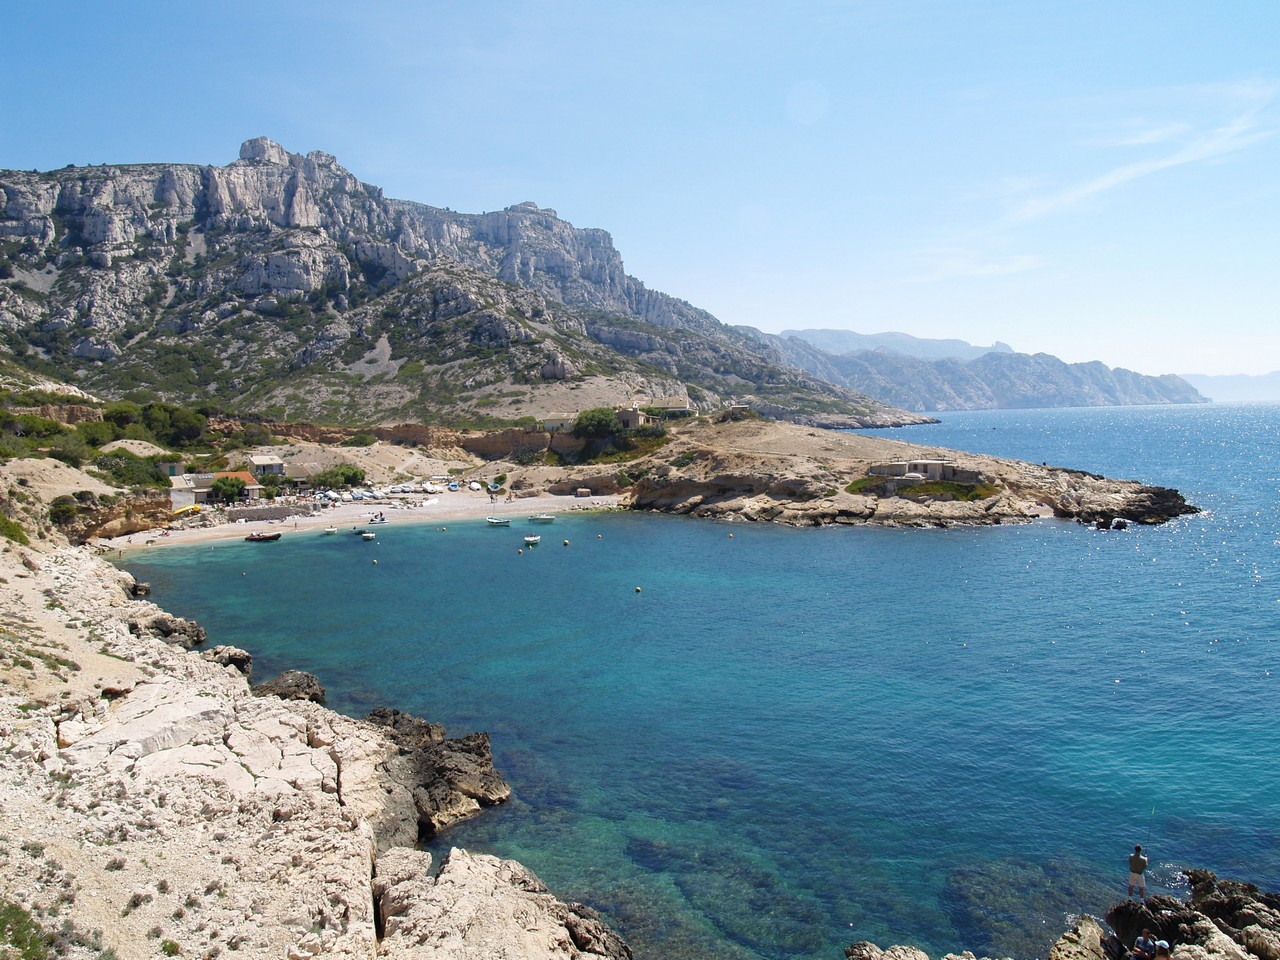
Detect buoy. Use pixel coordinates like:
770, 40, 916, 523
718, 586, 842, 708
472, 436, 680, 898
563, 540, 570, 546
597, 533, 602, 539
518, 549, 523, 554
729, 533, 734, 538
372, 559, 378, 565
635, 586, 641, 593
241, 572, 246, 576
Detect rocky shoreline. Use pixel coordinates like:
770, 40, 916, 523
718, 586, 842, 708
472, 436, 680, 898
0, 540, 631, 959
0, 420, 1210, 958
4, 537, 1276, 960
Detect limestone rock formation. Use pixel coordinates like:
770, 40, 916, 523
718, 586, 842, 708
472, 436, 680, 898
375, 847, 632, 959
844, 871, 1280, 960
622, 417, 1198, 528
253, 668, 326, 703
0, 138, 924, 428
1105, 871, 1280, 960
126, 610, 207, 648
0, 541, 606, 959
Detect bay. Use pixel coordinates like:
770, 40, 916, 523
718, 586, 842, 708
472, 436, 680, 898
120, 403, 1280, 960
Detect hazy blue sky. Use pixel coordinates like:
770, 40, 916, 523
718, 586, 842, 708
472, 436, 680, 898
4, 2, 1277, 375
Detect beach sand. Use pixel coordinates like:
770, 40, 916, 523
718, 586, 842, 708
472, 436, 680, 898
106, 490, 625, 552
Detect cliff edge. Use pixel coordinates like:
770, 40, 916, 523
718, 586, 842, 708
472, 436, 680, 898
0, 522, 630, 958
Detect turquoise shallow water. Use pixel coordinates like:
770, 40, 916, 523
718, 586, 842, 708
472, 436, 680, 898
121, 404, 1280, 960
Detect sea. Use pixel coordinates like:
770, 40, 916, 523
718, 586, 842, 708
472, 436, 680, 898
118, 404, 1280, 960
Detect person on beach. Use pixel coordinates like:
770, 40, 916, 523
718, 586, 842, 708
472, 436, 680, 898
1133, 929, 1157, 960
1154, 941, 1171, 960
1129, 844, 1149, 899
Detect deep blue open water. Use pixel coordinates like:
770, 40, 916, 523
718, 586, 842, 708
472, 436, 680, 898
119, 404, 1280, 960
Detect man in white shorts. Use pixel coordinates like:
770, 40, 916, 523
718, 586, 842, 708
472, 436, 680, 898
1129, 843, 1149, 899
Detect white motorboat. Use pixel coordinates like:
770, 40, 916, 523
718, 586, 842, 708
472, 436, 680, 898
528, 514, 555, 523
523, 535, 541, 545
486, 517, 511, 526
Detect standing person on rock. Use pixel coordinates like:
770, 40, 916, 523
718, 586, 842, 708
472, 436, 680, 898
1129, 844, 1149, 899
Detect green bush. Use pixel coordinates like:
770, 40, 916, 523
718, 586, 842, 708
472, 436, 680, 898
0, 898, 50, 960
209, 476, 246, 502
231, 423, 272, 448
102, 400, 144, 431
312, 464, 366, 489
48, 433, 92, 468
75, 419, 119, 448
572, 408, 620, 438
92, 452, 171, 490
0, 512, 28, 545
340, 433, 376, 447
48, 496, 78, 526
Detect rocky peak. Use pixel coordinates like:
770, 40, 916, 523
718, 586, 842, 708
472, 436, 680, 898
238, 136, 290, 165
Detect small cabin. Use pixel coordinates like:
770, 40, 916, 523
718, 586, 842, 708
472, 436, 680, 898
248, 455, 285, 477
868, 459, 956, 482
540, 413, 578, 433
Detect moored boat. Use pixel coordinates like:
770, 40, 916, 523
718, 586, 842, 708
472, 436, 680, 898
486, 517, 511, 526
245, 531, 282, 542
524, 534, 541, 545
528, 514, 555, 523
361, 531, 376, 541
322, 526, 338, 535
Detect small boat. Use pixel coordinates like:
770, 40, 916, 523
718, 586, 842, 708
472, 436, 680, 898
361, 532, 377, 541
528, 514, 556, 523
468, 481, 482, 491
322, 527, 338, 535
524, 535, 541, 545
425, 483, 444, 494
487, 483, 501, 492
486, 517, 511, 527
368, 517, 389, 525
245, 532, 282, 542
448, 482, 460, 492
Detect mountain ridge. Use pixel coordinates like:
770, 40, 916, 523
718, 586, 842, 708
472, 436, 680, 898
774, 329, 1206, 412
0, 137, 926, 429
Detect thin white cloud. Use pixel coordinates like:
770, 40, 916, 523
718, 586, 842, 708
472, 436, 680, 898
1102, 121, 1193, 147
1009, 81, 1279, 224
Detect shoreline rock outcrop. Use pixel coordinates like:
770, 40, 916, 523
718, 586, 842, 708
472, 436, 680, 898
844, 870, 1280, 960
622, 419, 1199, 528
0, 538, 621, 958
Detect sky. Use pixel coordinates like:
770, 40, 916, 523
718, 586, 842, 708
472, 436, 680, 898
3, 1, 1278, 376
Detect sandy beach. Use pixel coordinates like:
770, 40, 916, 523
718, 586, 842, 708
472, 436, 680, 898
106, 489, 626, 552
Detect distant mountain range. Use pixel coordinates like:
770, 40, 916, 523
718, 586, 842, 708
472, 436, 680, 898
0, 137, 1207, 425
1178, 372, 1280, 403
781, 328, 1014, 363
768, 330, 1206, 412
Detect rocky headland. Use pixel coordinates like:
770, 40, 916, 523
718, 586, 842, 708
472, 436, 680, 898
616, 418, 1198, 529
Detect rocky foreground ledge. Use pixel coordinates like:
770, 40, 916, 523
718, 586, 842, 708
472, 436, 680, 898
0, 541, 631, 959
850, 870, 1280, 960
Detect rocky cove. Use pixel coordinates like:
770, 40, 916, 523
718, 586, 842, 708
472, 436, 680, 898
4, 528, 1277, 960
0, 419, 1221, 959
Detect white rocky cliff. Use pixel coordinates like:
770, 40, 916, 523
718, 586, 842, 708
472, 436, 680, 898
0, 535, 631, 959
